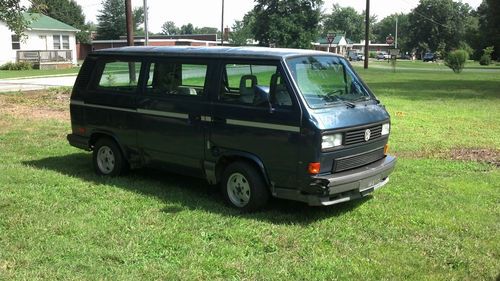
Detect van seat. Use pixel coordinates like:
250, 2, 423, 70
270, 74, 292, 106
239, 75, 257, 104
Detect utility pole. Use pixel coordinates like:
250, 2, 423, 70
395, 16, 398, 49
125, 0, 136, 81
221, 0, 224, 46
125, 0, 134, 47
144, 0, 149, 46
364, 0, 370, 69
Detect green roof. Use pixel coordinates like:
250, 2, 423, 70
316, 35, 351, 45
23, 13, 79, 32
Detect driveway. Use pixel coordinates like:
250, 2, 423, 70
0, 75, 77, 92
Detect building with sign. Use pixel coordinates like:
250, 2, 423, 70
312, 35, 353, 56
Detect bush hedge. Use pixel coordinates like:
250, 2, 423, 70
444, 50, 468, 73
0, 61, 33, 70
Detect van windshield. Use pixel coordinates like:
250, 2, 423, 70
286, 56, 372, 108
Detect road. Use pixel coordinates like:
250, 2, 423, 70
0, 75, 77, 92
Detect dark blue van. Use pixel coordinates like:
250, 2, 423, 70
67, 46, 396, 211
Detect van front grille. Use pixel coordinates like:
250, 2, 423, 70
344, 125, 382, 145
333, 148, 385, 172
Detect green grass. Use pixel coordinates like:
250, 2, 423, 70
0, 67, 499, 280
0, 67, 81, 79
357, 59, 500, 71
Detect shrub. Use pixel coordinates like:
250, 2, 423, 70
479, 46, 494, 65
479, 54, 491, 65
369, 52, 376, 58
0, 61, 33, 70
444, 50, 468, 73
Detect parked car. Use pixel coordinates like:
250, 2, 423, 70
67, 46, 396, 211
347, 50, 365, 61
376, 52, 390, 60
423, 53, 436, 62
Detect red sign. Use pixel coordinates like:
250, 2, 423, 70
386, 35, 394, 45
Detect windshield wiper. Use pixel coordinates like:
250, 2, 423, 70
323, 95, 356, 108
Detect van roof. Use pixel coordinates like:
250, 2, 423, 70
91, 46, 335, 60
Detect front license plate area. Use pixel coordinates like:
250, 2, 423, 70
359, 175, 381, 193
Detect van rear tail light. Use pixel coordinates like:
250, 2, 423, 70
308, 162, 321, 175
77, 127, 86, 134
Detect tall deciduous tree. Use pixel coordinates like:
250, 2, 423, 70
0, 0, 44, 36
31, 0, 89, 43
96, 0, 143, 40
477, 0, 500, 60
373, 13, 410, 51
180, 23, 194, 34
161, 21, 179, 35
407, 0, 473, 55
251, 0, 322, 48
322, 5, 364, 42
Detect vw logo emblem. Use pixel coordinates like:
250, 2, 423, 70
364, 129, 371, 141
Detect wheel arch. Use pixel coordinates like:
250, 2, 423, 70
214, 151, 272, 189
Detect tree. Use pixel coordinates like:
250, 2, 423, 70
194, 27, 218, 34
229, 11, 256, 46
251, 0, 322, 48
373, 13, 410, 51
180, 23, 194, 35
476, 0, 500, 60
31, 0, 90, 43
161, 21, 179, 35
322, 5, 362, 42
96, 0, 144, 40
0, 0, 44, 36
407, 0, 474, 55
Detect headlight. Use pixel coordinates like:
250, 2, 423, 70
322, 133, 343, 149
381, 123, 390, 135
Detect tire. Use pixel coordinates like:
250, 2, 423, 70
92, 138, 127, 176
221, 162, 269, 212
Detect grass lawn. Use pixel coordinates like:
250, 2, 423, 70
0, 68, 499, 280
0, 67, 80, 79
353, 59, 500, 71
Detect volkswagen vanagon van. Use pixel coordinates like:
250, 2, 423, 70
67, 46, 396, 211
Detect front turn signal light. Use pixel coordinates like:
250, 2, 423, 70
308, 162, 321, 175
384, 144, 390, 155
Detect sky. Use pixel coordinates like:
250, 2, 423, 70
73, 0, 483, 34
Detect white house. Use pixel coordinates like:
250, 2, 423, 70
0, 13, 79, 68
312, 35, 353, 56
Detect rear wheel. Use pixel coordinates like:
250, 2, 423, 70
92, 138, 127, 176
221, 162, 269, 212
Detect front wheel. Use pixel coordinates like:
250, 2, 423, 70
221, 162, 269, 212
92, 138, 127, 176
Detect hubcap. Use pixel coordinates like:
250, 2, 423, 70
227, 172, 251, 207
96, 146, 115, 174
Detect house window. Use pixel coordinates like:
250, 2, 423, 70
53, 35, 61, 49
11, 35, 20, 50
62, 35, 69, 49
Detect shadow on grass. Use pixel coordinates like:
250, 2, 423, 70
23, 153, 369, 225
369, 79, 500, 101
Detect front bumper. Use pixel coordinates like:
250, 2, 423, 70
273, 155, 397, 206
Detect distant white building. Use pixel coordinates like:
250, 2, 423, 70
0, 13, 79, 68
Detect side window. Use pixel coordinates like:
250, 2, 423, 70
220, 63, 292, 107
95, 61, 141, 92
146, 62, 207, 96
